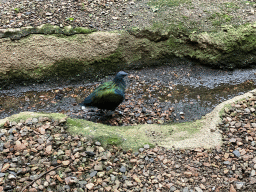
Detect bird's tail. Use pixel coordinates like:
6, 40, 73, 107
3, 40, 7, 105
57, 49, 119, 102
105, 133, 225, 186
79, 96, 93, 106
79, 102, 85, 106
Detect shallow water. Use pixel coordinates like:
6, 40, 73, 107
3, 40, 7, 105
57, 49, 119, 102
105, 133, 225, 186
1, 61, 256, 125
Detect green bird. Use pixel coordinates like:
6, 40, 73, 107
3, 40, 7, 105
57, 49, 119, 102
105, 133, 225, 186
79, 71, 127, 111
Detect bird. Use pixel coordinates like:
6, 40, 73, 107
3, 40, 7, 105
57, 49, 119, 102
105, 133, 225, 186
79, 71, 127, 112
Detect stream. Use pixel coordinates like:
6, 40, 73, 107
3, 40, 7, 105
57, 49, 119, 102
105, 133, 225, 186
1, 60, 256, 126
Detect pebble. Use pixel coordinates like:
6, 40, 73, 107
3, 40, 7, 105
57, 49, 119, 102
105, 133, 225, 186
95, 141, 101, 146
90, 171, 97, 177
235, 182, 245, 189
119, 166, 126, 173
195, 187, 203, 192
233, 150, 241, 157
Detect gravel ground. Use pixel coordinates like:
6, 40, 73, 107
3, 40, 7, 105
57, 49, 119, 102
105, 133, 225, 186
0, 0, 155, 31
1, 93, 256, 191
0, 0, 256, 33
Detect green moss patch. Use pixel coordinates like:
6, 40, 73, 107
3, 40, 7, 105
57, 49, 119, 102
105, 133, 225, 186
0, 24, 96, 40
0, 112, 67, 127
0, 111, 221, 150
66, 117, 203, 151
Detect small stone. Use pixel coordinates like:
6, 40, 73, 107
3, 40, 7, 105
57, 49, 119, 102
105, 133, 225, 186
44, 181, 49, 187
183, 187, 189, 192
32, 118, 38, 124
86, 183, 94, 190
132, 174, 141, 183
169, 186, 176, 191
95, 141, 101, 146
97, 171, 105, 177
78, 180, 87, 188
224, 153, 229, 159
45, 12, 53, 16
147, 120, 153, 124
250, 108, 255, 112
59, 118, 67, 124
90, 171, 97, 177
251, 169, 256, 177
0, 173, 5, 177
224, 169, 229, 174
230, 184, 236, 192
235, 122, 241, 128
65, 177, 78, 185
62, 160, 70, 166
144, 144, 150, 149
8, 174, 16, 180
184, 171, 192, 177
94, 163, 103, 171
29, 188, 37, 192
250, 177, 256, 184
98, 147, 105, 152
4, 120, 10, 128
124, 180, 133, 187
223, 161, 231, 165
119, 166, 126, 173
85, 151, 95, 156
235, 182, 245, 189
45, 145, 52, 154
1, 163, 10, 172
195, 187, 203, 192
233, 150, 240, 157
237, 141, 243, 145
14, 140, 26, 151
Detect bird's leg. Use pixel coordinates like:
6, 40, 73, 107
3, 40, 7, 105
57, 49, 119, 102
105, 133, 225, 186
115, 110, 123, 116
105, 110, 115, 116
97, 109, 105, 115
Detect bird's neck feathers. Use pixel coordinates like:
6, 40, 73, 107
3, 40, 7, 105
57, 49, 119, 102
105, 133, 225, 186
113, 77, 126, 88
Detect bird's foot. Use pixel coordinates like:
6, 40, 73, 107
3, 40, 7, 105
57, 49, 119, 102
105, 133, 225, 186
116, 110, 124, 116
105, 110, 115, 116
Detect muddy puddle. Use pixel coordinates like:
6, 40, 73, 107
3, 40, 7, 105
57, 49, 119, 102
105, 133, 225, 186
0, 61, 256, 125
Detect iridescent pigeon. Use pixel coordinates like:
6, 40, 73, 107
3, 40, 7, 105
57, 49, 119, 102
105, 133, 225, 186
79, 71, 127, 111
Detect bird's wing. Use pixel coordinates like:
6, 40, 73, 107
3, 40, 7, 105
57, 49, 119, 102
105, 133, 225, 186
92, 81, 118, 98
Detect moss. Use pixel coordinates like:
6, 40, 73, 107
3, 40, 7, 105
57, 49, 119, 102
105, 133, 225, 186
93, 135, 124, 147
222, 2, 239, 10
49, 58, 86, 77
74, 27, 95, 34
219, 103, 232, 118
37, 24, 59, 34
244, 1, 256, 6
85, 51, 125, 75
207, 12, 233, 27
1, 24, 96, 40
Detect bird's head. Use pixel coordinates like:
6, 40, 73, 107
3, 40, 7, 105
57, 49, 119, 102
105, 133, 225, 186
115, 71, 128, 80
